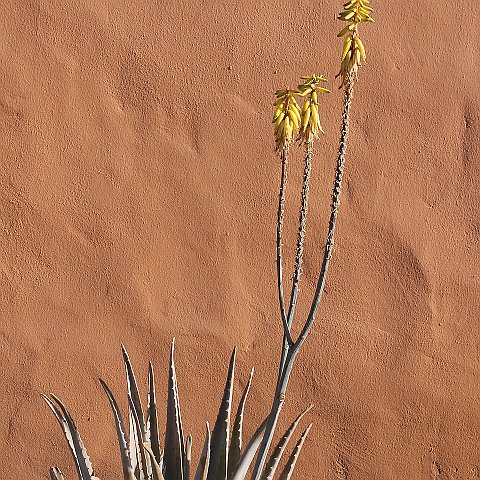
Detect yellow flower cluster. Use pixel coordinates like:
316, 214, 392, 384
273, 89, 301, 151
336, 0, 374, 87
297, 75, 330, 144
273, 76, 330, 151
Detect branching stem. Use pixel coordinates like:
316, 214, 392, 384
287, 141, 313, 325
295, 80, 353, 350
276, 142, 313, 392
276, 147, 294, 348
251, 80, 354, 480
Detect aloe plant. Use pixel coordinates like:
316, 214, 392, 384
45, 4, 377, 477
44, 339, 312, 480
252, 2, 376, 475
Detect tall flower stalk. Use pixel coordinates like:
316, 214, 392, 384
44, 3, 375, 479
275, 75, 329, 393
272, 88, 302, 345
252, 75, 330, 480
251, 2, 375, 478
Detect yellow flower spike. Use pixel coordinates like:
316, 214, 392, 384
297, 75, 330, 145
336, 0, 374, 88
273, 88, 301, 152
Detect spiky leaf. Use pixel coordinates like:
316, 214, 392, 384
278, 424, 313, 480
43, 396, 82, 477
207, 348, 236, 480
147, 361, 161, 465
230, 418, 268, 480
261, 405, 313, 480
43, 395, 94, 480
228, 368, 254, 478
100, 380, 136, 480
121, 345, 144, 476
50, 467, 65, 480
145, 444, 166, 480
121, 345, 146, 438
164, 338, 186, 480
194, 423, 211, 480
129, 395, 150, 480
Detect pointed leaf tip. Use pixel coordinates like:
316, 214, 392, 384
194, 423, 211, 480
50, 467, 65, 480
228, 367, 254, 477
99, 379, 136, 480
147, 361, 161, 466
44, 394, 94, 480
165, 336, 186, 480
278, 423, 313, 480
262, 405, 313, 480
207, 348, 236, 480
121, 344, 146, 440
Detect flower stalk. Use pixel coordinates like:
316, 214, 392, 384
252, 2, 374, 476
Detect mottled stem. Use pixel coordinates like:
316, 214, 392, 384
276, 142, 313, 392
286, 141, 313, 325
277, 148, 294, 347
251, 81, 354, 480
295, 80, 353, 350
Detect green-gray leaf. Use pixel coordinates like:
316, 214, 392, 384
145, 443, 166, 480
147, 361, 161, 465
278, 423, 312, 480
164, 338, 185, 480
121, 345, 146, 438
207, 348, 236, 480
50, 467, 65, 480
261, 405, 313, 480
194, 423, 211, 480
43, 394, 94, 480
228, 367, 254, 478
230, 417, 267, 480
100, 379, 137, 480
129, 395, 150, 480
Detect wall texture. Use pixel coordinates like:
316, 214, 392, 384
0, 1, 479, 478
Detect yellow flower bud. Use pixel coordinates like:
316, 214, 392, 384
296, 75, 329, 144
335, 0, 374, 88
273, 88, 301, 152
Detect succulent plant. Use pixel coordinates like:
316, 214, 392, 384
44, 4, 377, 477
253, 1, 376, 471
44, 339, 312, 480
